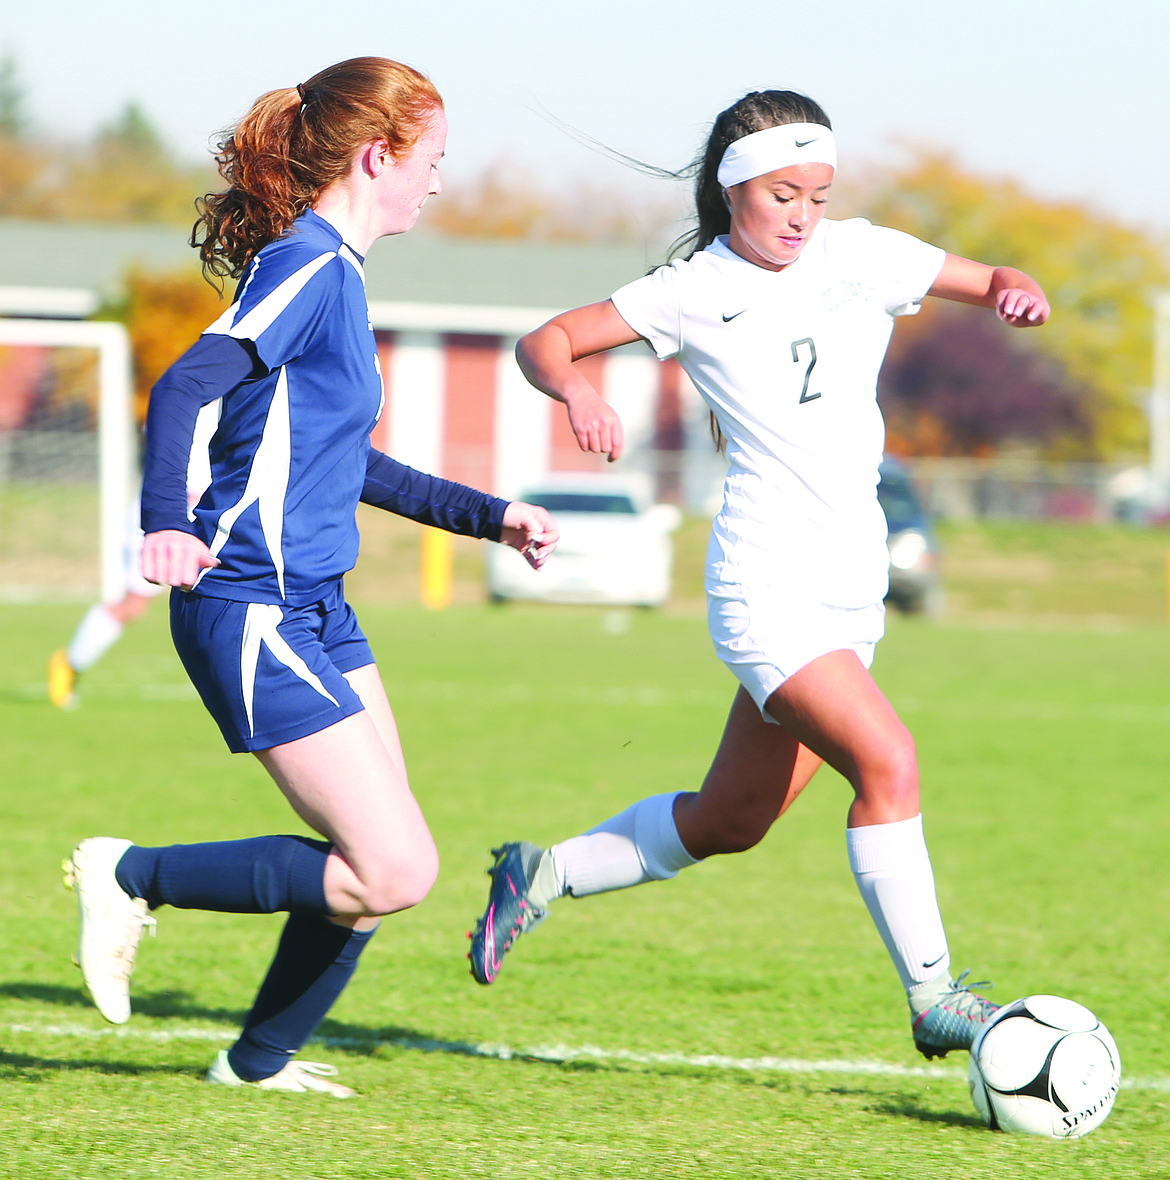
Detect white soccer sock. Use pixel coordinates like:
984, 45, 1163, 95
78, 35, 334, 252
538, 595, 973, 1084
66, 604, 124, 673
552, 791, 699, 898
846, 814, 951, 994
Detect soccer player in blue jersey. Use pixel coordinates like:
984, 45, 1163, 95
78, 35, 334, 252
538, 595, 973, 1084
62, 57, 557, 1097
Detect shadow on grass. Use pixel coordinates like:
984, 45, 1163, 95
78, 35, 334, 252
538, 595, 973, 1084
0, 982, 248, 1026
0, 1048, 195, 1081
1, 982, 977, 1108
871, 1097, 985, 1129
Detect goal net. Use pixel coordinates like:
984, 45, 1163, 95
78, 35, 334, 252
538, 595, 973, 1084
0, 319, 133, 603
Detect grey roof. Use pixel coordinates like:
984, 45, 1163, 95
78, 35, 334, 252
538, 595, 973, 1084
0, 220, 194, 301
0, 217, 666, 311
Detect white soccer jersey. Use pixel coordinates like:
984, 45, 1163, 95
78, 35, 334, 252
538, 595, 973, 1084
611, 218, 945, 607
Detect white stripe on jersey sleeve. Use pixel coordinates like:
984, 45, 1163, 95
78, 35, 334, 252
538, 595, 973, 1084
203, 251, 337, 343
337, 243, 365, 282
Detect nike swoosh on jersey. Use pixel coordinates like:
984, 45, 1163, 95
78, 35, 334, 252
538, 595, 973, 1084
722, 309, 749, 322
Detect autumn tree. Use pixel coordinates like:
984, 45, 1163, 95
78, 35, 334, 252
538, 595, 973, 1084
99, 268, 226, 424
862, 151, 1169, 459
0, 54, 215, 225
879, 302, 1091, 457
0, 52, 50, 218
425, 159, 679, 243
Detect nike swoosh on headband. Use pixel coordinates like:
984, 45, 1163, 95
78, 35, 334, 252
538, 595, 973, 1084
716, 124, 838, 188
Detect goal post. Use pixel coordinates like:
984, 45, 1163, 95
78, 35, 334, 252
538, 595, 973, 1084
0, 318, 133, 603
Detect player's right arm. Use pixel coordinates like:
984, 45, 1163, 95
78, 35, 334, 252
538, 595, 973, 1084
140, 334, 260, 588
140, 529, 218, 591
516, 300, 643, 462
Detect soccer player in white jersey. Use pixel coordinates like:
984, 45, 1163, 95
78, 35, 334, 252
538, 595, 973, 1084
61, 57, 557, 1098
48, 403, 219, 709
468, 90, 1049, 1061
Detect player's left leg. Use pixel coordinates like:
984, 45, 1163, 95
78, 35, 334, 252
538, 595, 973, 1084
218, 663, 433, 1089
763, 650, 996, 1057
257, 663, 434, 919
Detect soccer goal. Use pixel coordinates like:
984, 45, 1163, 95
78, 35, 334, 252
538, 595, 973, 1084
0, 318, 133, 603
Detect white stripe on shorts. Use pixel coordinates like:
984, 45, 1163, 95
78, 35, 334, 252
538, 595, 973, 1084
240, 603, 339, 738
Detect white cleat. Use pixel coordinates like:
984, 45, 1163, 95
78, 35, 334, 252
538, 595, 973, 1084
62, 837, 155, 1025
206, 1050, 357, 1098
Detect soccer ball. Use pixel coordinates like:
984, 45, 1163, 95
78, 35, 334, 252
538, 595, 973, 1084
968, 995, 1121, 1138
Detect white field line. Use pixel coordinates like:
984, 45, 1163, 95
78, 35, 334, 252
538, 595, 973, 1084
6, 1022, 1168, 1091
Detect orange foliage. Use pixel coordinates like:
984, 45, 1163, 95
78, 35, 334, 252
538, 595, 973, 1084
864, 150, 1170, 460
426, 159, 678, 243
123, 270, 226, 424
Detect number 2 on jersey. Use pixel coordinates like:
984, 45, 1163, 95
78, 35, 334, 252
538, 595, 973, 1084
791, 337, 820, 404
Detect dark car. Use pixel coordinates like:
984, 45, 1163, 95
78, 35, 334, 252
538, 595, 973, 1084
878, 457, 942, 616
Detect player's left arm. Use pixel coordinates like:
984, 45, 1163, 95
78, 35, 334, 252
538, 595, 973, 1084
927, 254, 1050, 328
499, 501, 558, 570
361, 450, 558, 569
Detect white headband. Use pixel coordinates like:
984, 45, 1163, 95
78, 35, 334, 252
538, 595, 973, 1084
716, 123, 837, 189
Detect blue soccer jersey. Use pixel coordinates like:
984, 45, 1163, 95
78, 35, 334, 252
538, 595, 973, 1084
191, 209, 384, 604
141, 209, 508, 606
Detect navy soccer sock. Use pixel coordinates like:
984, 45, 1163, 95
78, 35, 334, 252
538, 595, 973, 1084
227, 913, 376, 1081
114, 835, 330, 915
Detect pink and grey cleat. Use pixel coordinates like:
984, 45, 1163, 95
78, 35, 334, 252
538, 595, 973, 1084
912, 971, 998, 1060
467, 842, 548, 985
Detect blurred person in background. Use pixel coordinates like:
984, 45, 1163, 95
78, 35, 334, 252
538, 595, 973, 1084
48, 404, 218, 709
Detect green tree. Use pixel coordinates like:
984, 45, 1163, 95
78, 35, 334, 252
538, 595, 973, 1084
0, 51, 29, 137
57, 102, 212, 224
0, 51, 47, 217
862, 151, 1169, 459
0, 74, 215, 225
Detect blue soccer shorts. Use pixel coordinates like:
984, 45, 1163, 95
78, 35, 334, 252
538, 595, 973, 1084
170, 581, 374, 753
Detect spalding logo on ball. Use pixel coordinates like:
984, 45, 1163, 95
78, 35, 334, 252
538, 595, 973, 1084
968, 994, 1121, 1139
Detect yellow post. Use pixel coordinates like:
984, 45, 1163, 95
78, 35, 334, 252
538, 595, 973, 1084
420, 526, 454, 611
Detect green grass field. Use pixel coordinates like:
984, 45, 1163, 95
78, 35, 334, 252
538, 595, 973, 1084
2, 560, 1169, 1177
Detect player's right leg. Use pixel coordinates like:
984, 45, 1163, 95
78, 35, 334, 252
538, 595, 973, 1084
50, 601, 126, 708
62, 837, 156, 1024
468, 688, 822, 984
